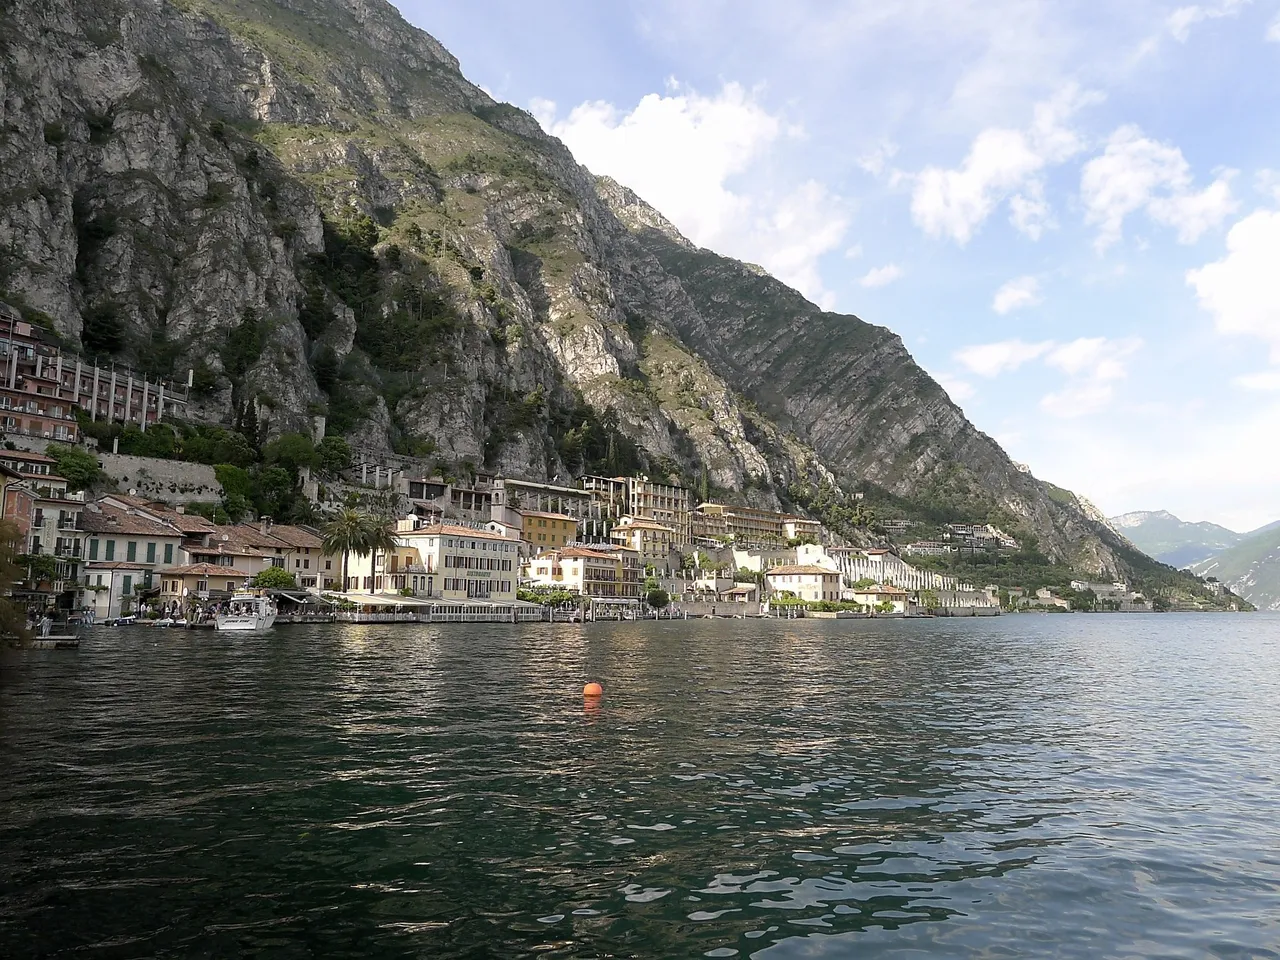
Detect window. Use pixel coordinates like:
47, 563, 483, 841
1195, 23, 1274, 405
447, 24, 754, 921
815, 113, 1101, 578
146, 542, 156, 564
122, 574, 132, 595
325, 560, 331, 570
105, 540, 115, 561
89, 539, 99, 560
196, 579, 207, 592
295, 559, 301, 569
95, 574, 103, 586
164, 544, 172, 564
226, 580, 236, 592
304, 559, 309, 569
126, 541, 137, 562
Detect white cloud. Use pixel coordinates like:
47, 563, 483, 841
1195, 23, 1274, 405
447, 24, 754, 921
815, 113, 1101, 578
1039, 336, 1142, 417
1235, 370, 1280, 391
1080, 125, 1238, 251
936, 374, 976, 403
1040, 381, 1117, 417
909, 84, 1101, 244
535, 81, 848, 306
859, 263, 903, 288
843, 243, 864, 259
1167, 1, 1251, 42
1187, 208, 1280, 361
1254, 169, 1280, 201
953, 336, 1141, 416
857, 140, 898, 176
1269, 13, 1280, 41
954, 339, 1053, 377
992, 276, 1043, 314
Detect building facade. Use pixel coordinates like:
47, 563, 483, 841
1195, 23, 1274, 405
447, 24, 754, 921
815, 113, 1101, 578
765, 564, 843, 602
0, 304, 188, 438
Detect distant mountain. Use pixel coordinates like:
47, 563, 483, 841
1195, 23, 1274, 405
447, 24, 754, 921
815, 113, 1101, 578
1109, 510, 1245, 568
1190, 528, 1280, 611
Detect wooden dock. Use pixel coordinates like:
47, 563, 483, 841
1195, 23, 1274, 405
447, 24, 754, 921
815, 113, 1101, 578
29, 635, 81, 649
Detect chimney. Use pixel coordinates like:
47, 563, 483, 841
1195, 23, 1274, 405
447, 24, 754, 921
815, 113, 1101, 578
260, 516, 272, 535
176, 504, 185, 514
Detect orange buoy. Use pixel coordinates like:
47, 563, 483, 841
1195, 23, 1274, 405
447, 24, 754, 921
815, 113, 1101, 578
583, 682, 603, 698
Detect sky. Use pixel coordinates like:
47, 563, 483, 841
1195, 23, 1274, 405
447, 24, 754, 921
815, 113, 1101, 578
398, 0, 1280, 532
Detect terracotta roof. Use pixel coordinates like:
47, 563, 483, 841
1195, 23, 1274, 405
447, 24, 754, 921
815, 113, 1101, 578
854, 585, 909, 597
557, 547, 619, 561
766, 564, 838, 576
160, 563, 250, 577
519, 510, 578, 521
80, 504, 183, 537
613, 518, 675, 531
403, 523, 514, 542
263, 523, 323, 549
84, 560, 152, 570
100, 497, 220, 535
0, 450, 56, 463
184, 523, 294, 557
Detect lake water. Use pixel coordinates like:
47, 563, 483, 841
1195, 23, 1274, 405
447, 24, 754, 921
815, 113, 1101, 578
2, 615, 1279, 958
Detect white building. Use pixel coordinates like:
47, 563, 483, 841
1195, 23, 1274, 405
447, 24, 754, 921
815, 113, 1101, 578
765, 564, 842, 602
346, 521, 519, 603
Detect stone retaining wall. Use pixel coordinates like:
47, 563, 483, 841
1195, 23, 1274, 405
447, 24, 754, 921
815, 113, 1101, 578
96, 452, 223, 504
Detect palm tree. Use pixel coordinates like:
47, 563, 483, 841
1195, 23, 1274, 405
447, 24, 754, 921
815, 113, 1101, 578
321, 509, 400, 593
321, 509, 369, 593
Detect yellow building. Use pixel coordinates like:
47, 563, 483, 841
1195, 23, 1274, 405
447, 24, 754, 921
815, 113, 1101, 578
610, 517, 679, 572
765, 564, 842, 602
695, 502, 787, 546
519, 510, 578, 550
158, 562, 251, 602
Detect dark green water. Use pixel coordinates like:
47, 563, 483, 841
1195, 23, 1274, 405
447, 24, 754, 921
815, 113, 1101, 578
2, 616, 1279, 958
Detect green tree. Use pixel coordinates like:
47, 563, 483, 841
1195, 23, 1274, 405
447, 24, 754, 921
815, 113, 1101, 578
45, 443, 103, 491
646, 588, 670, 609
0, 521, 31, 646
263, 432, 319, 475
18, 553, 58, 584
316, 436, 352, 473
252, 566, 297, 589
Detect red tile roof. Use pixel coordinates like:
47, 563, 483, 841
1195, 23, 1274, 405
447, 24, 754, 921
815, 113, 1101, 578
160, 563, 250, 577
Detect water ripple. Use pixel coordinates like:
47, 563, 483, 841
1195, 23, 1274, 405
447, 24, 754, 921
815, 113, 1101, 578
2, 615, 1279, 957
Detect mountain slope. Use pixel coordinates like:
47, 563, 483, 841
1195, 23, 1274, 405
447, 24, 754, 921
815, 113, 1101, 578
1191, 529, 1280, 611
1110, 510, 1244, 567
0, 0, 1232, 601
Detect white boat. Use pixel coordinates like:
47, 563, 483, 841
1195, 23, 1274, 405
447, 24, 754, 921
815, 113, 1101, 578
215, 593, 278, 631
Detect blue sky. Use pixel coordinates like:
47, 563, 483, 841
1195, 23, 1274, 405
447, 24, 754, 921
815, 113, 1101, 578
399, 0, 1280, 531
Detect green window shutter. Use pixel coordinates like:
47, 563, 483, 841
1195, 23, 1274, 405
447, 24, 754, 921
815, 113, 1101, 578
89, 539, 99, 560
105, 540, 115, 561
122, 575, 132, 595
126, 541, 137, 562
146, 542, 156, 564
164, 543, 173, 564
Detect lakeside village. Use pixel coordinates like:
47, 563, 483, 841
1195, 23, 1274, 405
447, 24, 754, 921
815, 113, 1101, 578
0, 303, 1168, 628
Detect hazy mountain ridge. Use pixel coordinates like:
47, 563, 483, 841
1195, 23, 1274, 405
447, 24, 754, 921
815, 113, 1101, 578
1109, 510, 1246, 567
0, 0, 1234, 598
1190, 528, 1280, 611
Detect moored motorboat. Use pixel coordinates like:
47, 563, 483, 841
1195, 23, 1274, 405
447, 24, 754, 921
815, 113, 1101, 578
215, 593, 278, 632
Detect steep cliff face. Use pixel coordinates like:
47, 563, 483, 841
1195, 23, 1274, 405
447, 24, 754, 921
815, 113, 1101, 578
0, 0, 1192, 581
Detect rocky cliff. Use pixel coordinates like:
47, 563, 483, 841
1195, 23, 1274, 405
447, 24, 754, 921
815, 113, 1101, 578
0, 0, 1219, 586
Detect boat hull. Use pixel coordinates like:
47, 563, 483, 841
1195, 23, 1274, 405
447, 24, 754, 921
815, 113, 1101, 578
215, 613, 277, 631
